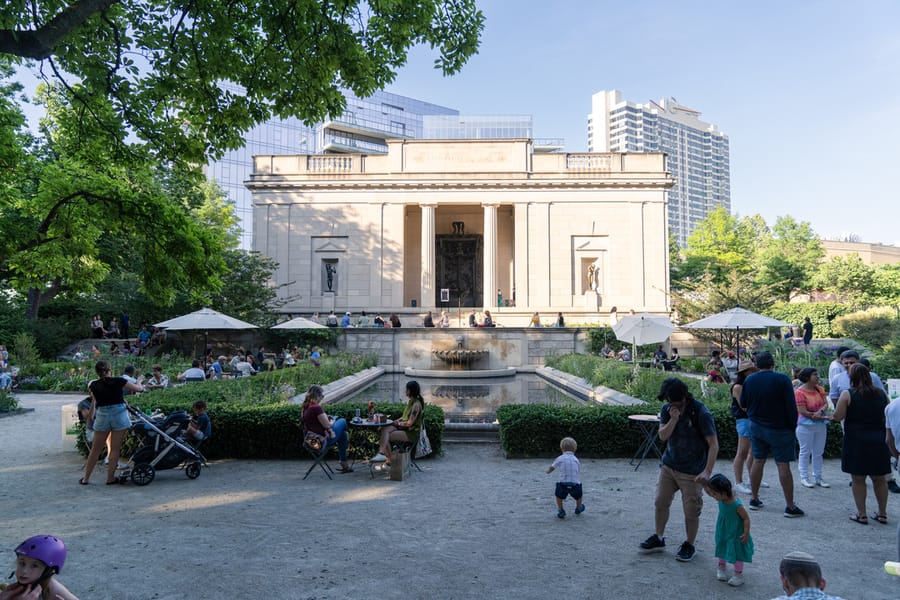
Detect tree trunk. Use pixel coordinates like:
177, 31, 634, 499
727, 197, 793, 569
25, 278, 64, 320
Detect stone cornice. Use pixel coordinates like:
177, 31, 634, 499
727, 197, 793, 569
245, 177, 675, 193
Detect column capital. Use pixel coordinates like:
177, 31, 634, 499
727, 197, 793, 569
481, 201, 501, 209
419, 202, 438, 209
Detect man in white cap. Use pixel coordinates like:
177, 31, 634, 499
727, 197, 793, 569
340, 312, 352, 327
769, 551, 845, 599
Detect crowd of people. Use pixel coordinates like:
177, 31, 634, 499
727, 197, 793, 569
308, 309, 579, 328
615, 344, 897, 591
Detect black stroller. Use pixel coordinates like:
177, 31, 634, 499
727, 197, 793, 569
116, 405, 208, 485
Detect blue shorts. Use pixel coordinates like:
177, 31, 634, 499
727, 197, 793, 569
735, 418, 751, 437
749, 421, 796, 463
555, 482, 583, 500
93, 404, 130, 432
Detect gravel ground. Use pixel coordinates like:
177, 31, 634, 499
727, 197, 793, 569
1, 393, 898, 599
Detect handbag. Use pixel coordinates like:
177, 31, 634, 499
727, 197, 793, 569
304, 430, 327, 452
415, 424, 433, 458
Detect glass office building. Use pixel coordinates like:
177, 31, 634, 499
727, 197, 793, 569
588, 90, 730, 247
209, 90, 559, 248
209, 90, 458, 248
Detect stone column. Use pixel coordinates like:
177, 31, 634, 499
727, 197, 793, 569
482, 202, 498, 309
420, 203, 436, 309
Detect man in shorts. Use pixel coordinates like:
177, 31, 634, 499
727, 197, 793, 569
639, 378, 718, 562
740, 351, 804, 517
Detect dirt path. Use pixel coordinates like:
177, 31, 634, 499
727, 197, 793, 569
1, 393, 896, 599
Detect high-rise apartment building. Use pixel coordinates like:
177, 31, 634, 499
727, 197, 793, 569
588, 90, 730, 246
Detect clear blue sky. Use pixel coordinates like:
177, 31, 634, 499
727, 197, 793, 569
389, 0, 900, 246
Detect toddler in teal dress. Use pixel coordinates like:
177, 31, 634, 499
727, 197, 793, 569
706, 474, 754, 587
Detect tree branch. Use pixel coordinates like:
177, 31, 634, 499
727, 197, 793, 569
0, 0, 119, 59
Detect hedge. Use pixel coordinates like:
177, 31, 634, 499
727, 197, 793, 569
97, 398, 444, 461
497, 402, 844, 460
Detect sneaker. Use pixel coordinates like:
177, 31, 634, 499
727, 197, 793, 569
784, 505, 805, 518
639, 534, 666, 553
370, 453, 387, 462
889, 480, 900, 494
574, 503, 585, 515
800, 478, 814, 488
557, 509, 566, 519
727, 573, 745, 587
733, 482, 752, 494
675, 541, 696, 562
816, 478, 830, 488
760, 480, 771, 488
748, 498, 764, 511
716, 566, 729, 581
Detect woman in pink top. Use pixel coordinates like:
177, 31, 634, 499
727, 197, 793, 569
794, 367, 831, 489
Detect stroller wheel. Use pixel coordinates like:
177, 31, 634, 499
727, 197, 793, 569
185, 462, 202, 479
184, 462, 200, 479
131, 463, 155, 486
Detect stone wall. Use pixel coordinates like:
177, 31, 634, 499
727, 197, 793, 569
335, 328, 588, 371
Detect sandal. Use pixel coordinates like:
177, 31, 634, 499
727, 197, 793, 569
850, 514, 868, 525
872, 514, 888, 524
78, 478, 89, 485
338, 466, 354, 474
105, 479, 122, 485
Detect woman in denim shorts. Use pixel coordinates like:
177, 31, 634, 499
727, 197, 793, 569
80, 360, 144, 485
731, 361, 759, 495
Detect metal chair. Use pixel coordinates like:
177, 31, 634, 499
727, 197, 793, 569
302, 428, 334, 480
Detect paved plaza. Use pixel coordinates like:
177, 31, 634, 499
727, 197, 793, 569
1, 393, 897, 599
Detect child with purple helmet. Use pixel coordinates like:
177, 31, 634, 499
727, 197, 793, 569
0, 535, 78, 599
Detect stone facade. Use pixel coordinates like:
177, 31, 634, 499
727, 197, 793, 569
248, 139, 673, 325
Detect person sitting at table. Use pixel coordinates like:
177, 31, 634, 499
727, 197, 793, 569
662, 348, 680, 371
652, 345, 667, 367
371, 380, 425, 465
599, 343, 614, 358
301, 385, 353, 473
617, 347, 632, 362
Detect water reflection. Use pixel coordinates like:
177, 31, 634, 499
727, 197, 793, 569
348, 373, 579, 423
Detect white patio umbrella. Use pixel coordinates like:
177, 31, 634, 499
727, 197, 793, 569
612, 314, 675, 364
680, 307, 787, 330
154, 308, 257, 357
272, 316, 326, 330
681, 306, 788, 357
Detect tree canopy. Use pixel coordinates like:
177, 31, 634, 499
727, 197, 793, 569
0, 76, 237, 318
1, 0, 485, 165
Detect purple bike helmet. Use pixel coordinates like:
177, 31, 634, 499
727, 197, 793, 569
14, 536, 66, 574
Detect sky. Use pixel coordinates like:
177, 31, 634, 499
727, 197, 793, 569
386, 0, 900, 246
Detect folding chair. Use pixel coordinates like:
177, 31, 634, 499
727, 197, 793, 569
302, 428, 335, 480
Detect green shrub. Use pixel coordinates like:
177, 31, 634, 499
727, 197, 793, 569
497, 402, 844, 459
0, 390, 18, 412
833, 308, 900, 351
123, 399, 443, 460
585, 326, 619, 354
874, 333, 900, 379
767, 302, 850, 338
11, 332, 42, 377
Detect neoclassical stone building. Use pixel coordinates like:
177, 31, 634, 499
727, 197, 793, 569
247, 139, 673, 325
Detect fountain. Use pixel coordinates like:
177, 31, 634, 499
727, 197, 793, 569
406, 335, 515, 379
